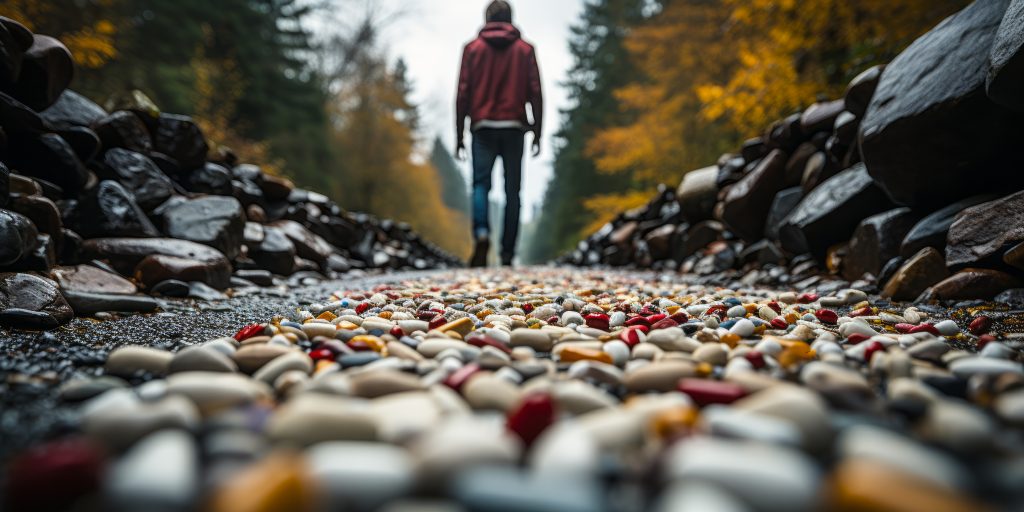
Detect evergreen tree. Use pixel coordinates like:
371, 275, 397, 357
523, 0, 649, 263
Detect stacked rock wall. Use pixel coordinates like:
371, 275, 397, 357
566, 0, 1024, 303
0, 17, 460, 329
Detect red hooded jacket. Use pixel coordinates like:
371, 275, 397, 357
456, 22, 543, 142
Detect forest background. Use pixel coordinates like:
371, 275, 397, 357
1, 0, 970, 262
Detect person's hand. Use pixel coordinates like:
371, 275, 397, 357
531, 136, 541, 158
455, 139, 467, 161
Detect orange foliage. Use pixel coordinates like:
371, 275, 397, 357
699, 0, 971, 132
589, 0, 969, 201
587, 1, 735, 188
1, 0, 118, 68
581, 189, 657, 236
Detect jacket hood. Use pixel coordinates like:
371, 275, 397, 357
479, 22, 521, 48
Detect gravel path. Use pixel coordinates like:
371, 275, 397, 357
0, 270, 440, 460
1, 267, 1022, 511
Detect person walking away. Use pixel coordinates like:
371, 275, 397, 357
456, 0, 543, 267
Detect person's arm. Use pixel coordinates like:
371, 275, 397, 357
455, 47, 472, 160
527, 46, 543, 157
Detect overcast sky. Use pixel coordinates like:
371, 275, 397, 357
316, 0, 586, 221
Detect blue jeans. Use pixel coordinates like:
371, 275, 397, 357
471, 128, 524, 262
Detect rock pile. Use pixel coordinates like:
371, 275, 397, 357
565, 0, 1024, 304
0, 17, 460, 329
4, 269, 1022, 511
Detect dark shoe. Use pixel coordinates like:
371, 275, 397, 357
470, 235, 489, 267
501, 257, 514, 267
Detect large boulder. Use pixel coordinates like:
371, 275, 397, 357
900, 195, 1000, 258
270, 220, 336, 266
720, 149, 789, 242
799, 99, 844, 135
946, 190, 1024, 269
987, 0, 1024, 110
186, 162, 233, 195
777, 164, 892, 257
248, 224, 296, 275
0, 17, 33, 89
151, 114, 208, 171
0, 91, 44, 137
844, 65, 884, 118
10, 35, 74, 111
39, 90, 107, 130
764, 187, 803, 241
97, 149, 175, 211
860, 0, 1024, 208
8, 195, 63, 251
921, 268, 1022, 301
161, 196, 245, 260
4, 133, 89, 195
676, 166, 718, 223
93, 111, 152, 153
0, 272, 73, 328
82, 238, 231, 290
0, 208, 37, 267
53, 264, 137, 295
56, 125, 101, 164
74, 180, 160, 238
843, 208, 921, 281
882, 247, 951, 302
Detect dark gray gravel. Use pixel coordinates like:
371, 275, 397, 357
0, 270, 440, 462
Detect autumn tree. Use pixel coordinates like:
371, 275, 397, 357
696, 0, 972, 132
1, 0, 119, 69
325, 19, 470, 259
582, 0, 970, 240
524, 0, 651, 263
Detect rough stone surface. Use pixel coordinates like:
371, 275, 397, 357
271, 220, 335, 266
844, 208, 920, 281
900, 195, 1000, 259
53, 265, 137, 295
0, 208, 38, 267
720, 149, 789, 242
74, 180, 160, 238
946, 190, 1024, 269
676, 166, 718, 223
0, 272, 73, 328
921, 268, 1023, 301
82, 238, 231, 290
39, 90, 107, 131
249, 225, 297, 276
765, 187, 803, 242
987, 0, 1024, 110
97, 149, 175, 211
882, 247, 950, 301
151, 114, 208, 171
10, 35, 74, 111
4, 133, 88, 195
860, 0, 1024, 208
161, 196, 245, 260
93, 111, 152, 154
778, 164, 892, 257
845, 65, 884, 117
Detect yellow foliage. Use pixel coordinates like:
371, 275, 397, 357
587, 1, 735, 188
1, 0, 119, 69
581, 189, 658, 236
588, 0, 969, 194
328, 56, 472, 260
699, 0, 970, 132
